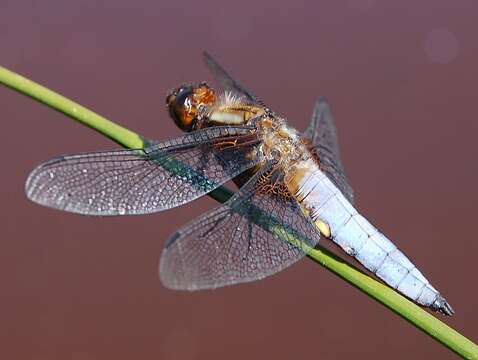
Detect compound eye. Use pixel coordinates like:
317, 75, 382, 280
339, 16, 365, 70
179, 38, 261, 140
167, 87, 196, 131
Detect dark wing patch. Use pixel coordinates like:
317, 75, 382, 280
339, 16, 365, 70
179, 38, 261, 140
160, 163, 321, 290
26, 126, 261, 215
303, 98, 354, 204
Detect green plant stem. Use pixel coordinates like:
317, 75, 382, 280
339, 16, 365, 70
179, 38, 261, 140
1, 65, 477, 359
0, 66, 144, 149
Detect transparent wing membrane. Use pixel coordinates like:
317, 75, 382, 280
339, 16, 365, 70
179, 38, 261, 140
160, 163, 321, 290
26, 126, 260, 215
203, 51, 264, 105
304, 98, 354, 204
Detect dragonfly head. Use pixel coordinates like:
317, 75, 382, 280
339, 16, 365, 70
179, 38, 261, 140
166, 82, 216, 131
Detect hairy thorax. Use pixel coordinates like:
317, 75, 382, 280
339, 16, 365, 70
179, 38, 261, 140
198, 91, 318, 196
256, 117, 308, 165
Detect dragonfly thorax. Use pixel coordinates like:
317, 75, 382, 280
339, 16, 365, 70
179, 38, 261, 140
204, 92, 265, 127
257, 117, 309, 168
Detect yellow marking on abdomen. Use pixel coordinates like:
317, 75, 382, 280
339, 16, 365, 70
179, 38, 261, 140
284, 159, 332, 238
315, 219, 331, 238
284, 165, 309, 197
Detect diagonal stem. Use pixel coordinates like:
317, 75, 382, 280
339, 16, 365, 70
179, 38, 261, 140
1, 65, 477, 360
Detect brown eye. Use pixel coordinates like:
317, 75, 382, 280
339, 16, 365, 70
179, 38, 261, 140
167, 86, 196, 131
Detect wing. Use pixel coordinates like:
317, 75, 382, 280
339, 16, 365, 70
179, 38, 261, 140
26, 126, 261, 215
203, 51, 264, 105
159, 163, 321, 290
303, 98, 354, 204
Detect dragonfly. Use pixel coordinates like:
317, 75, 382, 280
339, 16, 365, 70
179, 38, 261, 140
25, 52, 453, 316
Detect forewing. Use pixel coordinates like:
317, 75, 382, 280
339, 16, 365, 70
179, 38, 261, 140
203, 51, 264, 105
160, 163, 321, 290
26, 126, 261, 215
303, 98, 354, 204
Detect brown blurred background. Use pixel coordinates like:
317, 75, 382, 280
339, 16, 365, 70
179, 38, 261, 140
1, 0, 477, 359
